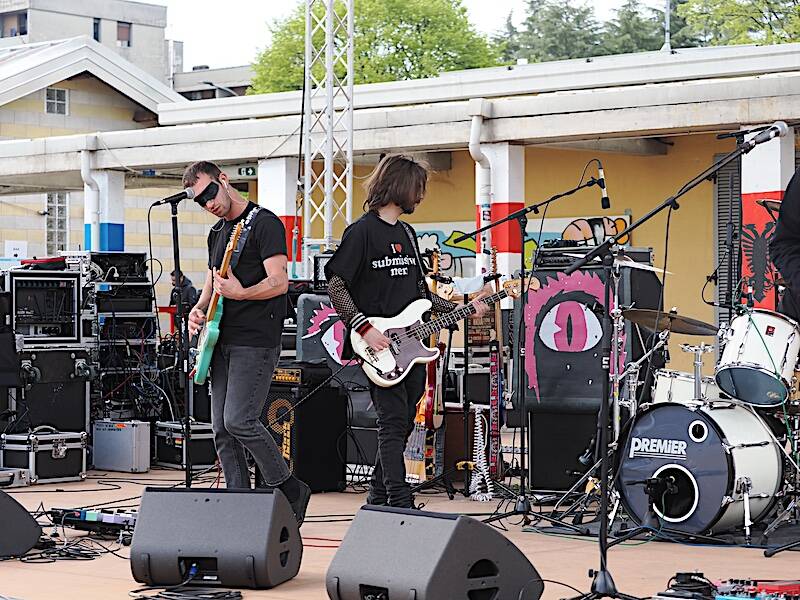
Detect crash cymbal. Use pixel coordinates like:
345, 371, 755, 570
756, 198, 782, 213
562, 254, 671, 276
622, 308, 719, 336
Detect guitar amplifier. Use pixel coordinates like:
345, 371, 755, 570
262, 366, 346, 493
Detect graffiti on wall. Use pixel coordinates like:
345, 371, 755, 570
415, 215, 631, 277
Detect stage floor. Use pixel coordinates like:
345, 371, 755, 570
1, 469, 798, 600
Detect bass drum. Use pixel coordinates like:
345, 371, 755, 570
618, 402, 782, 535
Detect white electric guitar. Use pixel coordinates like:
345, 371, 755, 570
351, 279, 522, 387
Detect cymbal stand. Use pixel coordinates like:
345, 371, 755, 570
679, 343, 715, 401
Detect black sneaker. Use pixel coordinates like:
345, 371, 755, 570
292, 480, 311, 525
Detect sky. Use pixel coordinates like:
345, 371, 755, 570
151, 0, 666, 71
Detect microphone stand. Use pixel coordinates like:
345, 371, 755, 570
158, 194, 193, 489
454, 177, 601, 531
563, 136, 769, 600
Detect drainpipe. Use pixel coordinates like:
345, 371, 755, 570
81, 135, 99, 251
468, 98, 493, 274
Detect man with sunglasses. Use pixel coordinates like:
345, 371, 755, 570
185, 160, 311, 524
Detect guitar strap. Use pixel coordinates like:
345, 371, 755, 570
228, 205, 262, 272
400, 221, 432, 303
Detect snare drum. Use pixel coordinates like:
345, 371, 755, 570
652, 370, 721, 404
716, 309, 800, 407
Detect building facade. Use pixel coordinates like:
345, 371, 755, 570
0, 0, 181, 82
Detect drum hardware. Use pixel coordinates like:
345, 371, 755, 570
734, 476, 754, 544
680, 343, 715, 401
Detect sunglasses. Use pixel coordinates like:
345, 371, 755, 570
193, 181, 220, 207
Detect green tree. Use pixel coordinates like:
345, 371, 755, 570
518, 0, 604, 62
250, 0, 501, 94
662, 0, 705, 47
602, 0, 664, 54
678, 0, 800, 45
493, 12, 523, 64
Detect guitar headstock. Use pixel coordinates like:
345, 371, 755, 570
227, 222, 244, 253
502, 276, 541, 299
503, 278, 523, 299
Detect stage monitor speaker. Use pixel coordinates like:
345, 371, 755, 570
0, 490, 41, 557
263, 380, 346, 493
326, 505, 543, 600
130, 487, 302, 589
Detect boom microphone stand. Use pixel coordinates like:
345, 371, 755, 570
454, 177, 602, 531
563, 122, 789, 600
154, 191, 194, 488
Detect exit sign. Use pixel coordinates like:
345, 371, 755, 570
238, 166, 256, 177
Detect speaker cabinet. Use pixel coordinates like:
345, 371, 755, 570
529, 411, 598, 492
263, 381, 346, 493
0, 490, 41, 557
130, 487, 302, 589
326, 505, 543, 600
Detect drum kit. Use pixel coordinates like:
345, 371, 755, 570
585, 305, 800, 544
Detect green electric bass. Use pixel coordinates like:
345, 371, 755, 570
191, 221, 243, 385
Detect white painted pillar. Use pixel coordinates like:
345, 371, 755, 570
480, 143, 525, 284
258, 157, 300, 277
94, 170, 125, 251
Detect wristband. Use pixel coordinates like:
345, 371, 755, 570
356, 322, 373, 336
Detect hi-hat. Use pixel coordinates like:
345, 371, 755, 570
623, 308, 718, 336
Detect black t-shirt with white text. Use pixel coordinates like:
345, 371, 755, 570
324, 211, 423, 318
207, 202, 287, 348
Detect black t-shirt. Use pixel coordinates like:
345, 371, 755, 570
324, 211, 424, 318
207, 202, 287, 347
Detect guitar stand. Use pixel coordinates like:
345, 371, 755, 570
411, 322, 459, 500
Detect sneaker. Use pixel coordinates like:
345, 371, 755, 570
291, 480, 311, 525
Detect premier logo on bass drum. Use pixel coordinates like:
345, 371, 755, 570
629, 437, 688, 460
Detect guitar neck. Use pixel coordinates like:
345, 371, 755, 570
413, 289, 509, 340
206, 237, 237, 321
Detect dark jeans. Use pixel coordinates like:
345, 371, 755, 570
210, 344, 290, 489
368, 364, 427, 508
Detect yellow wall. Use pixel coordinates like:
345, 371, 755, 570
303, 135, 734, 373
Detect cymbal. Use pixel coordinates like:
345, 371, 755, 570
757, 198, 782, 213
622, 308, 719, 336
562, 254, 671, 276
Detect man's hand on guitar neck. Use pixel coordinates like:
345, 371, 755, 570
213, 267, 246, 300
188, 306, 206, 337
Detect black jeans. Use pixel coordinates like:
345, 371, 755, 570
368, 364, 427, 508
210, 344, 290, 488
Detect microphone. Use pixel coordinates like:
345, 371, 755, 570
154, 187, 195, 206
597, 162, 610, 210
746, 121, 789, 149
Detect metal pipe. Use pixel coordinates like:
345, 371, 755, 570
468, 98, 493, 274
80, 135, 99, 251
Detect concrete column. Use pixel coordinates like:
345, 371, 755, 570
741, 124, 796, 309
83, 169, 124, 251
258, 157, 300, 275
474, 143, 525, 281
